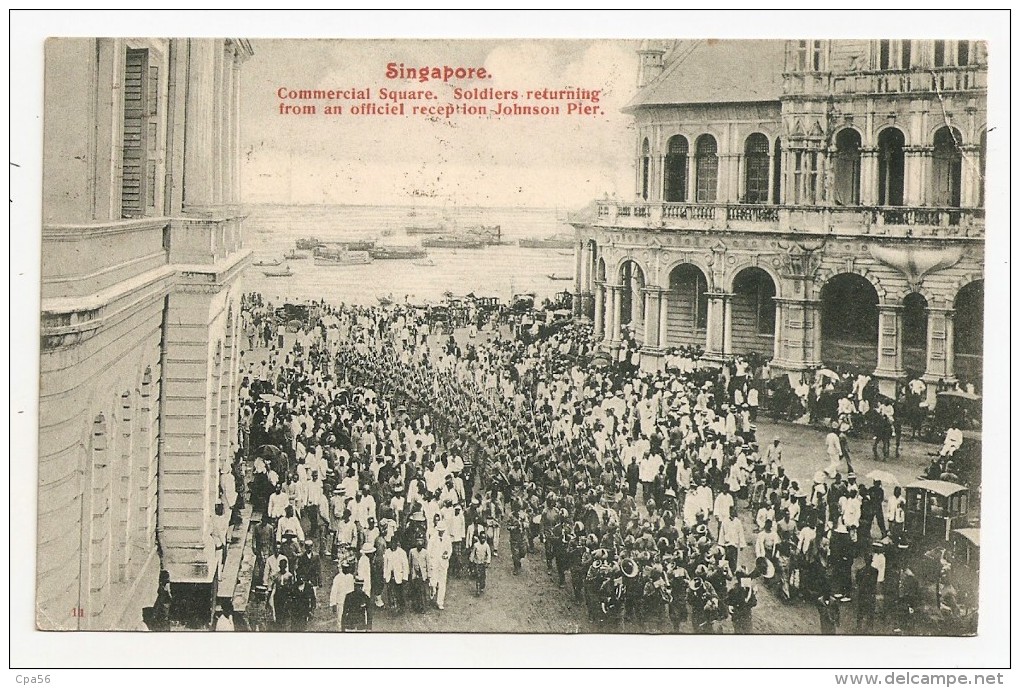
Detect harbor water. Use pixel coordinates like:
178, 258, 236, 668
241, 203, 577, 306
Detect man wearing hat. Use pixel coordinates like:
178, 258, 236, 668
727, 567, 757, 634
428, 521, 453, 610
356, 541, 375, 600
407, 537, 430, 613
341, 578, 372, 632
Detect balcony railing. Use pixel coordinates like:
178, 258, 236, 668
789, 65, 987, 97
592, 201, 985, 239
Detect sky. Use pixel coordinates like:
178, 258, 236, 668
239, 39, 641, 209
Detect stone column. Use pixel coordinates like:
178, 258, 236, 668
903, 145, 928, 206
874, 304, 905, 395
641, 288, 661, 349
771, 297, 823, 374
723, 294, 734, 356
640, 288, 664, 371
183, 39, 216, 209
860, 147, 878, 206
922, 307, 957, 398
610, 285, 624, 344
705, 292, 732, 361
658, 291, 671, 349
960, 144, 981, 208
593, 282, 605, 341
572, 241, 584, 317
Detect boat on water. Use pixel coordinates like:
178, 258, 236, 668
406, 224, 446, 235
381, 228, 394, 237
262, 266, 294, 277
547, 273, 573, 281
285, 249, 310, 259
413, 258, 436, 267
295, 237, 323, 250
377, 294, 395, 306
463, 224, 502, 245
319, 239, 376, 252
253, 257, 284, 267
369, 246, 427, 260
313, 247, 372, 266
421, 235, 485, 249
519, 234, 575, 249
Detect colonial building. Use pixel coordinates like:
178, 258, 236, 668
38, 38, 252, 629
573, 39, 986, 396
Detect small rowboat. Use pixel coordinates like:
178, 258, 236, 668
262, 266, 294, 277
547, 273, 573, 281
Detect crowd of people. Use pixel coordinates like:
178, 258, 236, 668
224, 291, 973, 635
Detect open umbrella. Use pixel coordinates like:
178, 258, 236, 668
866, 469, 900, 486
817, 368, 840, 381
260, 393, 286, 404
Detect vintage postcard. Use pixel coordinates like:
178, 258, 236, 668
17, 10, 1009, 672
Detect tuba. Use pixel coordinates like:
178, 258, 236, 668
659, 581, 674, 604
621, 558, 639, 579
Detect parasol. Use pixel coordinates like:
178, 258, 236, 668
260, 393, 286, 404
817, 368, 839, 381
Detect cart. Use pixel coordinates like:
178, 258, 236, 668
905, 479, 969, 542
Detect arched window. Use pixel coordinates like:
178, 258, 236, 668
743, 134, 770, 204
878, 128, 905, 206
932, 127, 962, 208
640, 138, 650, 201
833, 129, 862, 206
664, 135, 689, 202
695, 135, 718, 203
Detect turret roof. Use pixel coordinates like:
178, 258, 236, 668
624, 39, 786, 111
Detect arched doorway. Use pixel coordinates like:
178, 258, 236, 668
618, 260, 646, 341
664, 135, 689, 202
695, 134, 718, 203
878, 127, 905, 206
664, 264, 709, 348
954, 280, 983, 389
743, 134, 770, 203
640, 138, 651, 201
833, 128, 862, 206
731, 267, 777, 356
931, 126, 963, 208
902, 292, 928, 376
820, 273, 879, 371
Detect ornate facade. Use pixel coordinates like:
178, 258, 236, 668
573, 39, 985, 396
38, 38, 252, 629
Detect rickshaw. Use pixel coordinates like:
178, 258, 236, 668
905, 479, 970, 542
950, 527, 980, 570
919, 390, 982, 441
